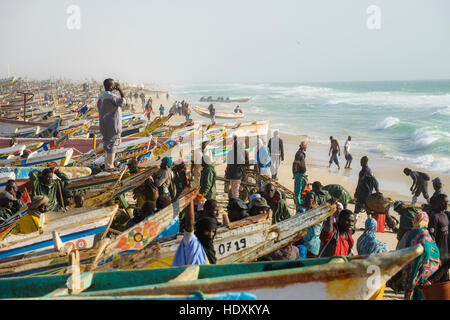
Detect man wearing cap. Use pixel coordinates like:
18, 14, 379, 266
29, 168, 70, 212
227, 197, 249, 222
293, 141, 308, 209
12, 196, 50, 234
263, 183, 291, 224
97, 79, 126, 172
0, 192, 17, 223
249, 197, 271, 217
154, 157, 175, 199
393, 201, 418, 242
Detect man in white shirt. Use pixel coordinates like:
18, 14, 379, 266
344, 136, 353, 169
97, 79, 126, 172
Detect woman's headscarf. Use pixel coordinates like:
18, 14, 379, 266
357, 217, 389, 255
413, 211, 429, 229
195, 217, 218, 264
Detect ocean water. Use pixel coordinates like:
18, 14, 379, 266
170, 80, 450, 174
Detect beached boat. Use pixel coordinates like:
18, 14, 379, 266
192, 106, 245, 119
0, 166, 91, 181
0, 205, 118, 261
0, 187, 197, 278
95, 187, 199, 268
200, 97, 251, 103
0, 148, 73, 167
97, 202, 335, 270
0, 245, 424, 300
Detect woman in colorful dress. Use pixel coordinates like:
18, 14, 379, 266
402, 211, 440, 300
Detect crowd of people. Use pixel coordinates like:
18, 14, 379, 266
2, 78, 447, 301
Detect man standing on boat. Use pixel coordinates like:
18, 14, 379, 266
97, 79, 126, 172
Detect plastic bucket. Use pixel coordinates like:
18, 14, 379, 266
421, 281, 450, 300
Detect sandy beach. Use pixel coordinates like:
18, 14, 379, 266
132, 89, 450, 300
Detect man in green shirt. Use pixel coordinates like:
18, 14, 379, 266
199, 156, 216, 201
323, 184, 351, 209
263, 183, 291, 224
312, 181, 333, 206
29, 168, 71, 212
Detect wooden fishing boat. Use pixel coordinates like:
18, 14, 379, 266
200, 97, 251, 103
0, 187, 197, 278
97, 202, 335, 271
0, 166, 91, 181
0, 145, 26, 159
0, 205, 118, 261
95, 187, 199, 269
0, 245, 424, 300
0, 148, 73, 167
192, 106, 245, 119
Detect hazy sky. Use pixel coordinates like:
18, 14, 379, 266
1, 0, 449, 83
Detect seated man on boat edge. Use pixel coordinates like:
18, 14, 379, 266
172, 200, 219, 267
29, 167, 71, 212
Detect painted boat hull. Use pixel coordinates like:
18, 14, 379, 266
0, 245, 424, 300
0, 205, 118, 260
192, 106, 245, 119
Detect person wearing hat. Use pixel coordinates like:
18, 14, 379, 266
263, 183, 290, 224
153, 157, 175, 199
172, 200, 218, 266
0, 192, 17, 223
12, 196, 50, 234
29, 167, 71, 212
199, 154, 216, 201
403, 168, 430, 205
428, 193, 449, 263
247, 192, 262, 210
227, 197, 250, 222
249, 197, 271, 217
393, 200, 418, 242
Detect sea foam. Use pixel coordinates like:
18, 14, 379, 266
375, 117, 400, 130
